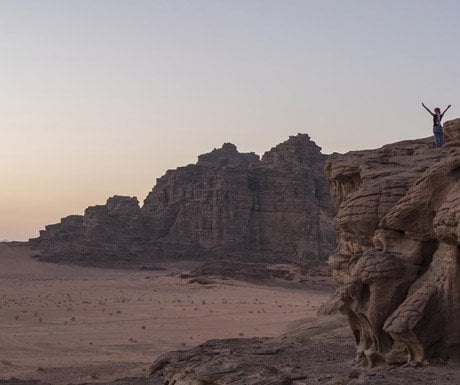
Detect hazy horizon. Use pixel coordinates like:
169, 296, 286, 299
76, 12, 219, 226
2, 0, 459, 240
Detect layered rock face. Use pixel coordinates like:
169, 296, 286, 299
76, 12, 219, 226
251, 135, 336, 260
31, 134, 336, 265
142, 143, 261, 250
325, 119, 460, 366
32, 196, 148, 262
142, 135, 335, 261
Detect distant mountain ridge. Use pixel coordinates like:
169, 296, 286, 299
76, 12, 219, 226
30, 134, 336, 267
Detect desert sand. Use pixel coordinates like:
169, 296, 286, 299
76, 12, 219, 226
0, 243, 332, 384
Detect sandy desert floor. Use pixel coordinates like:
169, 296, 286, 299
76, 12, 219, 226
0, 243, 333, 384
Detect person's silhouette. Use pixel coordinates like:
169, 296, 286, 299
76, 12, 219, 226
422, 103, 451, 147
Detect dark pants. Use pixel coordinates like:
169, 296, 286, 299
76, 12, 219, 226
433, 126, 443, 147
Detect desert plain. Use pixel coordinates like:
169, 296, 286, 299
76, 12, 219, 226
0, 243, 331, 384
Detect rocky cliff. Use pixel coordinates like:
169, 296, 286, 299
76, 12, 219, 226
325, 119, 460, 366
30, 134, 336, 265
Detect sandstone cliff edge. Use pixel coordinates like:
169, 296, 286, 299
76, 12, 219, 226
326, 119, 460, 366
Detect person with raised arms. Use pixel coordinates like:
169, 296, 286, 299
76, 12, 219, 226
422, 102, 451, 147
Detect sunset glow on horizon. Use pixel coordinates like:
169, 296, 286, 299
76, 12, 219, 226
2, 0, 459, 240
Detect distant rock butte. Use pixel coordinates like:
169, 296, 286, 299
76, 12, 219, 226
30, 134, 336, 265
325, 118, 460, 366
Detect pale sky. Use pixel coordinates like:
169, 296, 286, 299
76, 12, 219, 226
1, 0, 459, 240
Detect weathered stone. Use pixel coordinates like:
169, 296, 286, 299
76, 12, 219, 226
325, 119, 460, 367
149, 316, 355, 385
184, 260, 334, 289
30, 135, 336, 266
142, 134, 335, 262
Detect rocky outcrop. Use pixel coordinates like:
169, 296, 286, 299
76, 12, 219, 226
145, 314, 459, 385
31, 196, 152, 265
149, 315, 354, 385
30, 134, 336, 266
325, 119, 460, 367
141, 143, 261, 250
142, 134, 335, 261
183, 260, 334, 289
250, 134, 336, 261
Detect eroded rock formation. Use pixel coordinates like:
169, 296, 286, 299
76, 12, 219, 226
145, 314, 459, 385
183, 260, 334, 289
326, 119, 460, 367
31, 134, 336, 265
149, 316, 355, 385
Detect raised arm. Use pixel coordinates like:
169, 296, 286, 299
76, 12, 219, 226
442, 104, 452, 116
422, 102, 434, 115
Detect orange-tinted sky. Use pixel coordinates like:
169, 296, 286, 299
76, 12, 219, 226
1, 1, 459, 240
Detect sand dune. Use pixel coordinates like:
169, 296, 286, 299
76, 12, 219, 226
0, 243, 332, 384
